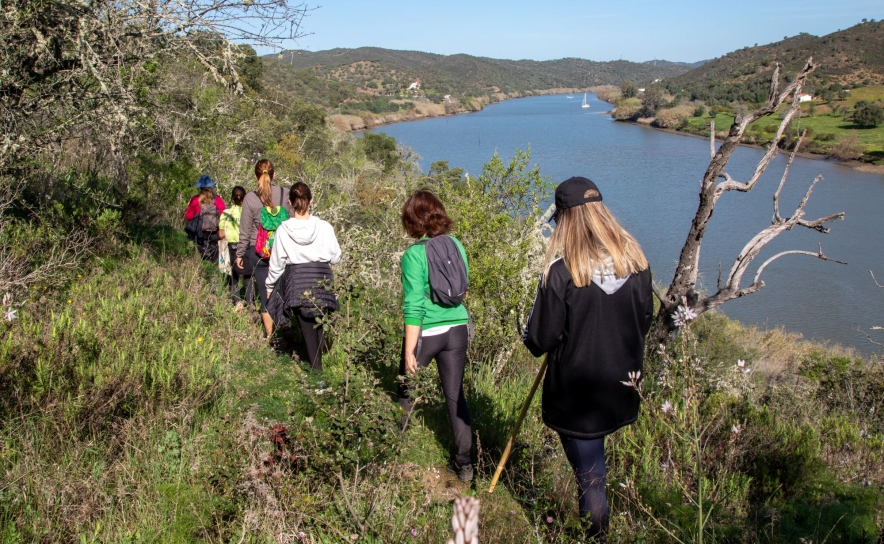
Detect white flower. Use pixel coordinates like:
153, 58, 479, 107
737, 359, 745, 368
3, 309, 16, 322
1, 293, 10, 306
671, 296, 698, 327
660, 461, 669, 470
731, 424, 743, 435
661, 401, 673, 414
621, 370, 642, 387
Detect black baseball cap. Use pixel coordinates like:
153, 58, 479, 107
552, 177, 602, 221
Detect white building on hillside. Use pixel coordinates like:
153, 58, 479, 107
407, 79, 421, 91
798, 93, 813, 102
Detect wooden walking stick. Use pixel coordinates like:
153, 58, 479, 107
487, 357, 548, 493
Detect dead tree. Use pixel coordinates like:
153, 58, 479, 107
653, 58, 845, 343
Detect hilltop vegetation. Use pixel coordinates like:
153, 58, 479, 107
664, 20, 884, 104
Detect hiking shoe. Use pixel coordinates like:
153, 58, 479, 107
447, 460, 474, 482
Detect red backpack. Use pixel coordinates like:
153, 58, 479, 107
254, 187, 289, 259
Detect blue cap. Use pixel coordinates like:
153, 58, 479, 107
195, 175, 215, 188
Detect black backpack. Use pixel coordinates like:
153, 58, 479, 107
419, 235, 468, 307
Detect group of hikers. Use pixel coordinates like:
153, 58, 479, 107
185, 160, 652, 542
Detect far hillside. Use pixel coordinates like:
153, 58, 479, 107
261, 47, 699, 127
664, 20, 884, 103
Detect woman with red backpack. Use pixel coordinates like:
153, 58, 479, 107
235, 159, 293, 339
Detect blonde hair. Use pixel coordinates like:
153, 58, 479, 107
254, 159, 274, 207
198, 188, 215, 206
543, 201, 648, 288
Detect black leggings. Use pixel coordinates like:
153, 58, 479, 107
559, 434, 608, 540
228, 244, 254, 304
397, 325, 472, 465
297, 314, 324, 373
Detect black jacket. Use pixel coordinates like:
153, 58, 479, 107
265, 262, 338, 326
523, 260, 653, 439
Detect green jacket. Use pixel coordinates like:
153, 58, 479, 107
401, 236, 469, 329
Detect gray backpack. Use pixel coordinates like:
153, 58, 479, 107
419, 235, 468, 307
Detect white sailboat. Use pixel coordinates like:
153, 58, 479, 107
581, 92, 590, 108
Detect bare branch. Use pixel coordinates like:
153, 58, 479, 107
773, 131, 805, 222
709, 121, 715, 160
654, 57, 846, 342
871, 270, 884, 289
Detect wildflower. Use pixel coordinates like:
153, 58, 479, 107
661, 401, 673, 414
3, 309, 16, 322
736, 359, 752, 374
546, 516, 553, 524
620, 370, 641, 387
736, 359, 745, 368
77, 274, 82, 278
731, 424, 743, 435
197, 337, 203, 343
660, 461, 669, 470
671, 296, 698, 328
298, 532, 307, 540
410, 528, 417, 536
1, 293, 10, 306
67, 299, 72, 304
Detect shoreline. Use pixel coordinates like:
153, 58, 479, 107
330, 86, 615, 132
613, 117, 883, 173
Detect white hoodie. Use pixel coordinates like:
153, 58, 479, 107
265, 215, 342, 292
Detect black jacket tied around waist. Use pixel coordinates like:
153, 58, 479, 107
266, 262, 338, 326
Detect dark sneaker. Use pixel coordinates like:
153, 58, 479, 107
447, 459, 474, 482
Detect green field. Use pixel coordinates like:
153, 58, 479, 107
679, 86, 884, 161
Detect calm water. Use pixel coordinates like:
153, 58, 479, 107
367, 94, 884, 358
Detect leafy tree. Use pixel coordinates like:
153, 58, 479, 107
693, 105, 706, 117
853, 100, 884, 127
640, 87, 664, 116
360, 132, 399, 174
621, 79, 638, 98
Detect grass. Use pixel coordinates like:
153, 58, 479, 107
677, 86, 884, 160
1, 229, 882, 542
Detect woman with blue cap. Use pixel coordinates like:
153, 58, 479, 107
184, 175, 226, 222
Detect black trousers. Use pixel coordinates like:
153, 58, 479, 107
559, 434, 609, 541
397, 325, 472, 465
297, 314, 324, 372
228, 243, 254, 304
245, 250, 271, 310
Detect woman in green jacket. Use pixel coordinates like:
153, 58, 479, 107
398, 189, 473, 482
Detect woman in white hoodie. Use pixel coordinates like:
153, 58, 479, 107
265, 182, 342, 371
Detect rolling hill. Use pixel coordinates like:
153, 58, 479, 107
263, 47, 698, 104
663, 20, 884, 103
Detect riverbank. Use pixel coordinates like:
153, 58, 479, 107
613, 116, 884, 174
598, 94, 884, 173
330, 86, 617, 132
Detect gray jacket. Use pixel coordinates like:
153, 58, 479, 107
236, 184, 294, 259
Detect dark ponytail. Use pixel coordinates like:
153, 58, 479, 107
289, 182, 312, 215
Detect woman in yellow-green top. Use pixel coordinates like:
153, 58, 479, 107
219, 186, 254, 305
397, 189, 473, 482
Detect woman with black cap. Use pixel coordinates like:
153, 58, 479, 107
523, 176, 653, 542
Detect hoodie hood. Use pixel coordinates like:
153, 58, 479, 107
280, 215, 320, 245
592, 257, 628, 295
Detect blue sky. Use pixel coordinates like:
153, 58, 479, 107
277, 0, 882, 62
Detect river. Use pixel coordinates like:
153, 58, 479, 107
366, 93, 884, 358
